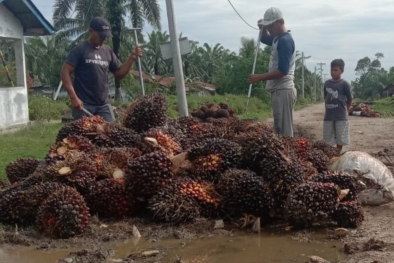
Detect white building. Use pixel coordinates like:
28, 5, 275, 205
0, 0, 54, 131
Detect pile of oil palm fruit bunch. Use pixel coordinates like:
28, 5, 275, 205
0, 93, 366, 239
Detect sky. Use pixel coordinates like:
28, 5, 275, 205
31, 0, 394, 82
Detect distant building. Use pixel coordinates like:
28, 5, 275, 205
0, 0, 54, 131
382, 84, 394, 97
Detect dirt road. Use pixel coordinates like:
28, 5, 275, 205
290, 103, 394, 263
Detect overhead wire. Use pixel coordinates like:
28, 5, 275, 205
227, 0, 259, 30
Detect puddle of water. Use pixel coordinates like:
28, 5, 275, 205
1, 231, 346, 263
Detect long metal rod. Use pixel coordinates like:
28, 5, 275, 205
54, 80, 62, 100
0, 49, 14, 87
245, 29, 263, 113
131, 29, 145, 96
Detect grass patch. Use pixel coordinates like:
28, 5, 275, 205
368, 98, 394, 117
0, 123, 62, 179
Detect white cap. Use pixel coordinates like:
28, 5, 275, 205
261, 7, 283, 26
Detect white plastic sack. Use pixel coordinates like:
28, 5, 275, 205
328, 151, 394, 206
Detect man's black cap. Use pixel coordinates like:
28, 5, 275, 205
89, 17, 113, 38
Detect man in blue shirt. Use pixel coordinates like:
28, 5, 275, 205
248, 7, 296, 137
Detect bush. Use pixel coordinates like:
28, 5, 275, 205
28, 94, 70, 121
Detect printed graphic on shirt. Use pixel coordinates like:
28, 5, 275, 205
85, 53, 109, 66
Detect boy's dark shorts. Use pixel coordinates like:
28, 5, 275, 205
72, 103, 115, 123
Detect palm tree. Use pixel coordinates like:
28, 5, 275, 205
143, 30, 170, 75
198, 43, 225, 82
52, 0, 161, 100
24, 35, 71, 88
239, 37, 256, 59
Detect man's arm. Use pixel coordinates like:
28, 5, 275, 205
60, 63, 83, 110
113, 46, 142, 79
248, 35, 294, 83
260, 26, 275, 46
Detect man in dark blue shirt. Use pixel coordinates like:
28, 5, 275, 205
248, 7, 297, 137
61, 17, 142, 122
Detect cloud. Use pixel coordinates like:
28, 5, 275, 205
32, 0, 394, 82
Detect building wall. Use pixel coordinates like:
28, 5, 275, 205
0, 4, 29, 130
0, 4, 24, 39
0, 87, 29, 130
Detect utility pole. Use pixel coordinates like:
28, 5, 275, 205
314, 66, 317, 102
165, 0, 188, 117
301, 52, 311, 99
317, 62, 326, 100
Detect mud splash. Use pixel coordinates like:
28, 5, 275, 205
1, 230, 346, 263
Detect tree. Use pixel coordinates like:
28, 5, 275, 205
143, 30, 170, 75
24, 35, 71, 88
352, 53, 389, 99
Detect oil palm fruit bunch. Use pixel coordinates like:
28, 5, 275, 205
85, 179, 133, 218
281, 137, 310, 161
89, 147, 141, 179
216, 169, 275, 219
0, 182, 64, 225
142, 128, 183, 156
125, 151, 174, 198
93, 124, 141, 148
313, 171, 365, 202
46, 135, 95, 164
148, 177, 201, 224
297, 138, 310, 158
165, 116, 203, 148
0, 174, 45, 199
284, 182, 340, 228
240, 131, 286, 172
146, 128, 182, 154
239, 122, 274, 137
259, 154, 305, 211
5, 158, 42, 184
189, 153, 224, 183
312, 140, 340, 159
306, 149, 329, 173
0, 180, 10, 190
332, 200, 364, 228
179, 180, 221, 218
188, 138, 242, 170
301, 161, 318, 181
56, 116, 106, 142
159, 119, 188, 147
36, 186, 90, 238
123, 93, 167, 133
43, 152, 97, 193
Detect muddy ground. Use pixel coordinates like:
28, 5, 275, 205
290, 102, 394, 263
1, 102, 394, 263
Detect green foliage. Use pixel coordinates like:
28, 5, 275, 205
352, 53, 394, 100
28, 94, 70, 121
0, 63, 16, 87
24, 36, 71, 88
0, 123, 63, 179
